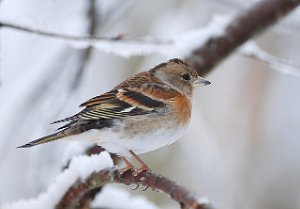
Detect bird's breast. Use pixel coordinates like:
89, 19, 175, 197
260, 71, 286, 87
171, 94, 192, 125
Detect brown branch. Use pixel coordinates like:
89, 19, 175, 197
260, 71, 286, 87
186, 0, 300, 76
56, 168, 211, 209
0, 21, 119, 42
0, 21, 170, 45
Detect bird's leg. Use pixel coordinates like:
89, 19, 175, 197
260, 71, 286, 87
129, 150, 149, 174
120, 156, 134, 175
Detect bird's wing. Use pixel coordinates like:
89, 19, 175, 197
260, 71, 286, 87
52, 71, 179, 125
78, 87, 166, 120
52, 87, 167, 125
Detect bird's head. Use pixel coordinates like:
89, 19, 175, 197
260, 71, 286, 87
150, 58, 210, 97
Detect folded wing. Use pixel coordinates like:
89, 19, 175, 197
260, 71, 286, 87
52, 87, 166, 128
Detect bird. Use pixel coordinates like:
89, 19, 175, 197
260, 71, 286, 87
17, 58, 210, 172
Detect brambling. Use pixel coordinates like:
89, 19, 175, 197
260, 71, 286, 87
18, 58, 210, 171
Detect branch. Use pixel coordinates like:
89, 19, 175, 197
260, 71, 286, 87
0, 21, 170, 46
186, 0, 300, 76
0, 0, 298, 65
56, 168, 210, 209
238, 41, 300, 77
70, 0, 98, 89
0, 21, 117, 42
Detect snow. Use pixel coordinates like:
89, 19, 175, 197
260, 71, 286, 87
60, 141, 92, 166
2, 152, 160, 209
68, 14, 233, 58
167, 14, 233, 58
2, 152, 113, 209
198, 196, 210, 205
239, 41, 300, 77
92, 185, 160, 209
1, 14, 232, 58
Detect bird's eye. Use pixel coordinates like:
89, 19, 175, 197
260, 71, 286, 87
181, 73, 191, 81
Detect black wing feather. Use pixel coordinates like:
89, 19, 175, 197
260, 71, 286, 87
53, 88, 165, 130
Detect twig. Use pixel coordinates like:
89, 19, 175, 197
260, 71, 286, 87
238, 41, 300, 77
0, 21, 170, 45
186, 0, 300, 76
56, 168, 210, 209
70, 0, 98, 89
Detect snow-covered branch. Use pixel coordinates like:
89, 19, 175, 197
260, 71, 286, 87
0, 16, 232, 58
2, 153, 114, 209
3, 152, 208, 209
1, 0, 298, 73
186, 0, 300, 76
0, 20, 171, 57
0, 21, 168, 45
239, 41, 300, 77
56, 165, 210, 209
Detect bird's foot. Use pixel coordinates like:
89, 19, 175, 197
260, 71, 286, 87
128, 150, 150, 176
119, 156, 134, 176
135, 164, 149, 176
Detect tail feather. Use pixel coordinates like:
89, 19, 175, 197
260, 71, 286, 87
51, 115, 79, 124
17, 132, 66, 148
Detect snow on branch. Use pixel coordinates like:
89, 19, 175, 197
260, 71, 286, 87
239, 41, 300, 77
0, 15, 232, 58
2, 153, 113, 209
91, 186, 160, 209
3, 151, 209, 209
1, 0, 298, 75
186, 0, 300, 76
56, 166, 211, 209
0, 21, 170, 57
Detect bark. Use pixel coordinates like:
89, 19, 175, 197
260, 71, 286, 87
186, 0, 300, 76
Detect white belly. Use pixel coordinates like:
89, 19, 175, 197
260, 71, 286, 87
69, 126, 186, 156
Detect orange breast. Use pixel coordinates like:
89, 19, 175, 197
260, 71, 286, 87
138, 84, 192, 126
172, 94, 192, 125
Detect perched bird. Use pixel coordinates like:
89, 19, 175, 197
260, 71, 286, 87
18, 58, 210, 171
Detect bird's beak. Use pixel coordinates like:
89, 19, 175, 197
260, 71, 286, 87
193, 76, 211, 86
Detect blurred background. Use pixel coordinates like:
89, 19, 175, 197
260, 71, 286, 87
0, 0, 300, 209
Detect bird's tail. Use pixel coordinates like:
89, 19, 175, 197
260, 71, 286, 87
17, 131, 67, 148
